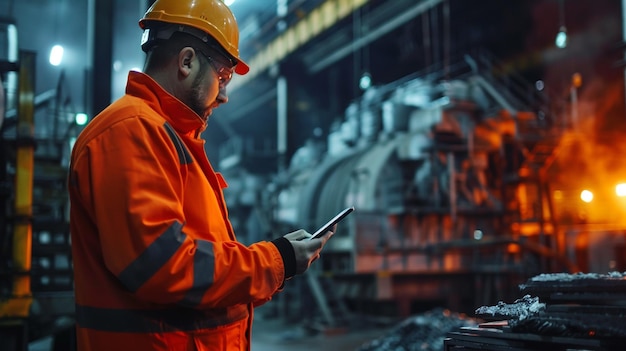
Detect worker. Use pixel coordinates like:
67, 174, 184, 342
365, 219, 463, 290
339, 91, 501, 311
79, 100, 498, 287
67, 0, 334, 350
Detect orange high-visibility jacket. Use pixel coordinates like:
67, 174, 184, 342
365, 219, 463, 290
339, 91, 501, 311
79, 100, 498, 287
68, 71, 296, 351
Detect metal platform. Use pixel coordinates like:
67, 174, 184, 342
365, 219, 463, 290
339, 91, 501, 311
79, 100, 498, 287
445, 326, 623, 351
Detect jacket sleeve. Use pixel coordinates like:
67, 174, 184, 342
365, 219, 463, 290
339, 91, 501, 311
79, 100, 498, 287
74, 116, 289, 308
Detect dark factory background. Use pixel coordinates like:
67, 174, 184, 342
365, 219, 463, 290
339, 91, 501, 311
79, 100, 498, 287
1, 0, 626, 350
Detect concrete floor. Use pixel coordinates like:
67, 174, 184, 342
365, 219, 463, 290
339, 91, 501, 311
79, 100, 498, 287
28, 313, 391, 351
250, 315, 391, 351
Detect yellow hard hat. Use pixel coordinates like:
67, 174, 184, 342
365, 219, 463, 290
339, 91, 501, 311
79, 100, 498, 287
139, 0, 249, 75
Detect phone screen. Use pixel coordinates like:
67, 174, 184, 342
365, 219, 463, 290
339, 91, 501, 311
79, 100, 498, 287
309, 207, 354, 240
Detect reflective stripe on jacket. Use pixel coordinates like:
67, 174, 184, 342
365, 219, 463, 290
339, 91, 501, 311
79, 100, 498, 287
68, 71, 286, 351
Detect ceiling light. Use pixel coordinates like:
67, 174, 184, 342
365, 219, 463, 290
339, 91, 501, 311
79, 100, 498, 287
75, 112, 89, 126
49, 44, 64, 66
555, 26, 567, 49
359, 73, 372, 90
555, 0, 567, 49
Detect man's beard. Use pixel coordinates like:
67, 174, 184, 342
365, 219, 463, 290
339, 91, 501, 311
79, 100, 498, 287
184, 60, 210, 119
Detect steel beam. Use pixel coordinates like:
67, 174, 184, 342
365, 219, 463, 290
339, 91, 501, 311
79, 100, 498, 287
228, 0, 370, 93
309, 0, 443, 73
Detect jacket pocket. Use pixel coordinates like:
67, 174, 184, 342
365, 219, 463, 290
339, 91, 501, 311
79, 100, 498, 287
192, 318, 247, 351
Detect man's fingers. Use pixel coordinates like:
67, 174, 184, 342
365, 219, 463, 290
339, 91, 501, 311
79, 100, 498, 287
284, 229, 310, 241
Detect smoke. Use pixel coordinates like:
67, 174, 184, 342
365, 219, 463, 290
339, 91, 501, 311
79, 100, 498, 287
526, 0, 626, 224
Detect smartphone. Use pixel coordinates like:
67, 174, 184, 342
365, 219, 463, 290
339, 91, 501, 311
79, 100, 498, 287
309, 206, 354, 240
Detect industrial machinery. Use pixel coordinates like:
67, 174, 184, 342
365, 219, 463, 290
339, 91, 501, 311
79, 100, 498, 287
1, 18, 75, 351
224, 52, 582, 324
1, 28, 35, 350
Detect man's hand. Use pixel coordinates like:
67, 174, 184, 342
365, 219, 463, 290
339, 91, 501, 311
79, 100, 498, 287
283, 226, 335, 274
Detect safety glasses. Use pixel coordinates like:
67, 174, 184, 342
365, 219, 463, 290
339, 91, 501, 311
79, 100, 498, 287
195, 48, 234, 86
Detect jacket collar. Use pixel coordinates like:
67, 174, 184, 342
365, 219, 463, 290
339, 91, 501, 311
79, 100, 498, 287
126, 71, 207, 135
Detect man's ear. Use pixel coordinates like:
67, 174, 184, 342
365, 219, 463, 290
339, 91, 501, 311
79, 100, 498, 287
178, 47, 195, 77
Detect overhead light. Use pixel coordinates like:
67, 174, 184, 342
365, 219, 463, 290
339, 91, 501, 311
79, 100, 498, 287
555, 26, 567, 49
49, 44, 64, 66
359, 72, 372, 91
473, 230, 483, 240
555, 0, 567, 49
535, 80, 545, 91
75, 112, 89, 126
224, 0, 235, 5
580, 189, 593, 203
616, 183, 626, 197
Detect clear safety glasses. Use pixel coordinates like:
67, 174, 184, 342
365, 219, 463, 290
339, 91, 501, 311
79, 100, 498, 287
196, 48, 234, 86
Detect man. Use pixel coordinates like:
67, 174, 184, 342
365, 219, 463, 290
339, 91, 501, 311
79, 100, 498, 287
68, 0, 334, 350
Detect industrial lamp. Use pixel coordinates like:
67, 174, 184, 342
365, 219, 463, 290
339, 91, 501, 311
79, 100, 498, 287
555, 0, 567, 48
555, 26, 567, 49
49, 44, 64, 66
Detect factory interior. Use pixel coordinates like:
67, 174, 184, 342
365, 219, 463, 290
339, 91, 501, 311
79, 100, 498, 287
1, 0, 626, 350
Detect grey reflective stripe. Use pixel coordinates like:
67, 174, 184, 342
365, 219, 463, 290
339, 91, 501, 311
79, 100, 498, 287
179, 239, 215, 307
75, 303, 249, 333
163, 122, 192, 165
118, 221, 187, 292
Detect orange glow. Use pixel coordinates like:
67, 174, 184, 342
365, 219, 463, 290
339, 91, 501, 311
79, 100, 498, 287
507, 243, 520, 254
580, 190, 593, 203
511, 222, 554, 236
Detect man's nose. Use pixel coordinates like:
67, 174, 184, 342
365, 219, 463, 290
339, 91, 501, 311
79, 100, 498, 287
216, 86, 228, 104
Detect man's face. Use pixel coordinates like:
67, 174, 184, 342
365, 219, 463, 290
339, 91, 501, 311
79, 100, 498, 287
182, 49, 230, 120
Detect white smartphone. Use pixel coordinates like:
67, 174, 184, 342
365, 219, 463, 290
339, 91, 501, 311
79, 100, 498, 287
309, 206, 354, 240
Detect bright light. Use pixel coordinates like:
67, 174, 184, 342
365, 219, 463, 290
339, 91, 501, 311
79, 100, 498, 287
555, 26, 567, 48
580, 190, 593, 203
535, 80, 544, 91
473, 230, 483, 240
75, 113, 89, 126
224, 0, 235, 5
49, 45, 64, 66
359, 73, 372, 90
616, 183, 626, 197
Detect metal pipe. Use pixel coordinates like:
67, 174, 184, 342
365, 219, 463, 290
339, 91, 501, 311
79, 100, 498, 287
448, 152, 456, 223
277, 76, 287, 172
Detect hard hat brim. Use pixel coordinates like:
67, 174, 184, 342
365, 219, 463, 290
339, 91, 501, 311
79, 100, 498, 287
235, 61, 249, 75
